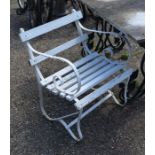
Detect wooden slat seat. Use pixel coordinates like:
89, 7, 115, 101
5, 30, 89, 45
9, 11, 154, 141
75, 69, 133, 109
46, 52, 131, 107
19, 9, 134, 141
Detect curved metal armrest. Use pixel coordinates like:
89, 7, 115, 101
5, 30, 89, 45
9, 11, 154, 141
27, 43, 81, 96
78, 22, 132, 60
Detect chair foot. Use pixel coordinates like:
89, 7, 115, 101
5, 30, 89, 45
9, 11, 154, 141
59, 115, 83, 142
109, 77, 130, 107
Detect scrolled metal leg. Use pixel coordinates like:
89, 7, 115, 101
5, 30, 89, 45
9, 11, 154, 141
108, 90, 122, 106
59, 119, 83, 141
109, 77, 130, 107
37, 83, 83, 141
123, 77, 130, 104
37, 83, 79, 121
76, 109, 83, 140
118, 77, 130, 106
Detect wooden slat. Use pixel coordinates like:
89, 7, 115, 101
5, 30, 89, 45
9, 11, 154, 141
66, 64, 125, 100
61, 56, 104, 82
75, 69, 133, 109
29, 34, 88, 66
19, 11, 83, 42
41, 52, 99, 86
47, 56, 105, 90
65, 63, 114, 92
60, 61, 110, 90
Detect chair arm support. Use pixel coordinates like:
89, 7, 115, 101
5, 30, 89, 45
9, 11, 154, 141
78, 22, 132, 60
27, 42, 82, 96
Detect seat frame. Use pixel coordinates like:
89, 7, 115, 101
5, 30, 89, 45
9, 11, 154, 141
19, 9, 133, 141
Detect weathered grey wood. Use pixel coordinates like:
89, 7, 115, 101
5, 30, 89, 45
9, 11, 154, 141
81, 0, 145, 43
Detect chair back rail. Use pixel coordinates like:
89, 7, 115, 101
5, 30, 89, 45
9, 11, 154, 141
19, 11, 83, 42
30, 34, 88, 66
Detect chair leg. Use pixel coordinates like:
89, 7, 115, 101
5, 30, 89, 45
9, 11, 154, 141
37, 82, 84, 141
109, 77, 130, 107
76, 109, 83, 140
123, 77, 130, 104
37, 83, 79, 121
108, 90, 122, 106
59, 94, 112, 141
38, 82, 130, 141
59, 109, 83, 141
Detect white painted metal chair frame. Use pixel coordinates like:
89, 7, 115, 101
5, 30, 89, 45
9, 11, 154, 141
19, 10, 133, 141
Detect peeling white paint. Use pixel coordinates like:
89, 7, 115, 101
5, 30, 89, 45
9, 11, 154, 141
127, 12, 145, 27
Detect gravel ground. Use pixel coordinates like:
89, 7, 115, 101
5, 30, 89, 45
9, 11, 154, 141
10, 1, 145, 155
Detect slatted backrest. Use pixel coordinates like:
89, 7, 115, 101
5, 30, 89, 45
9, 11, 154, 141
29, 34, 88, 66
19, 10, 83, 42
19, 10, 88, 66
